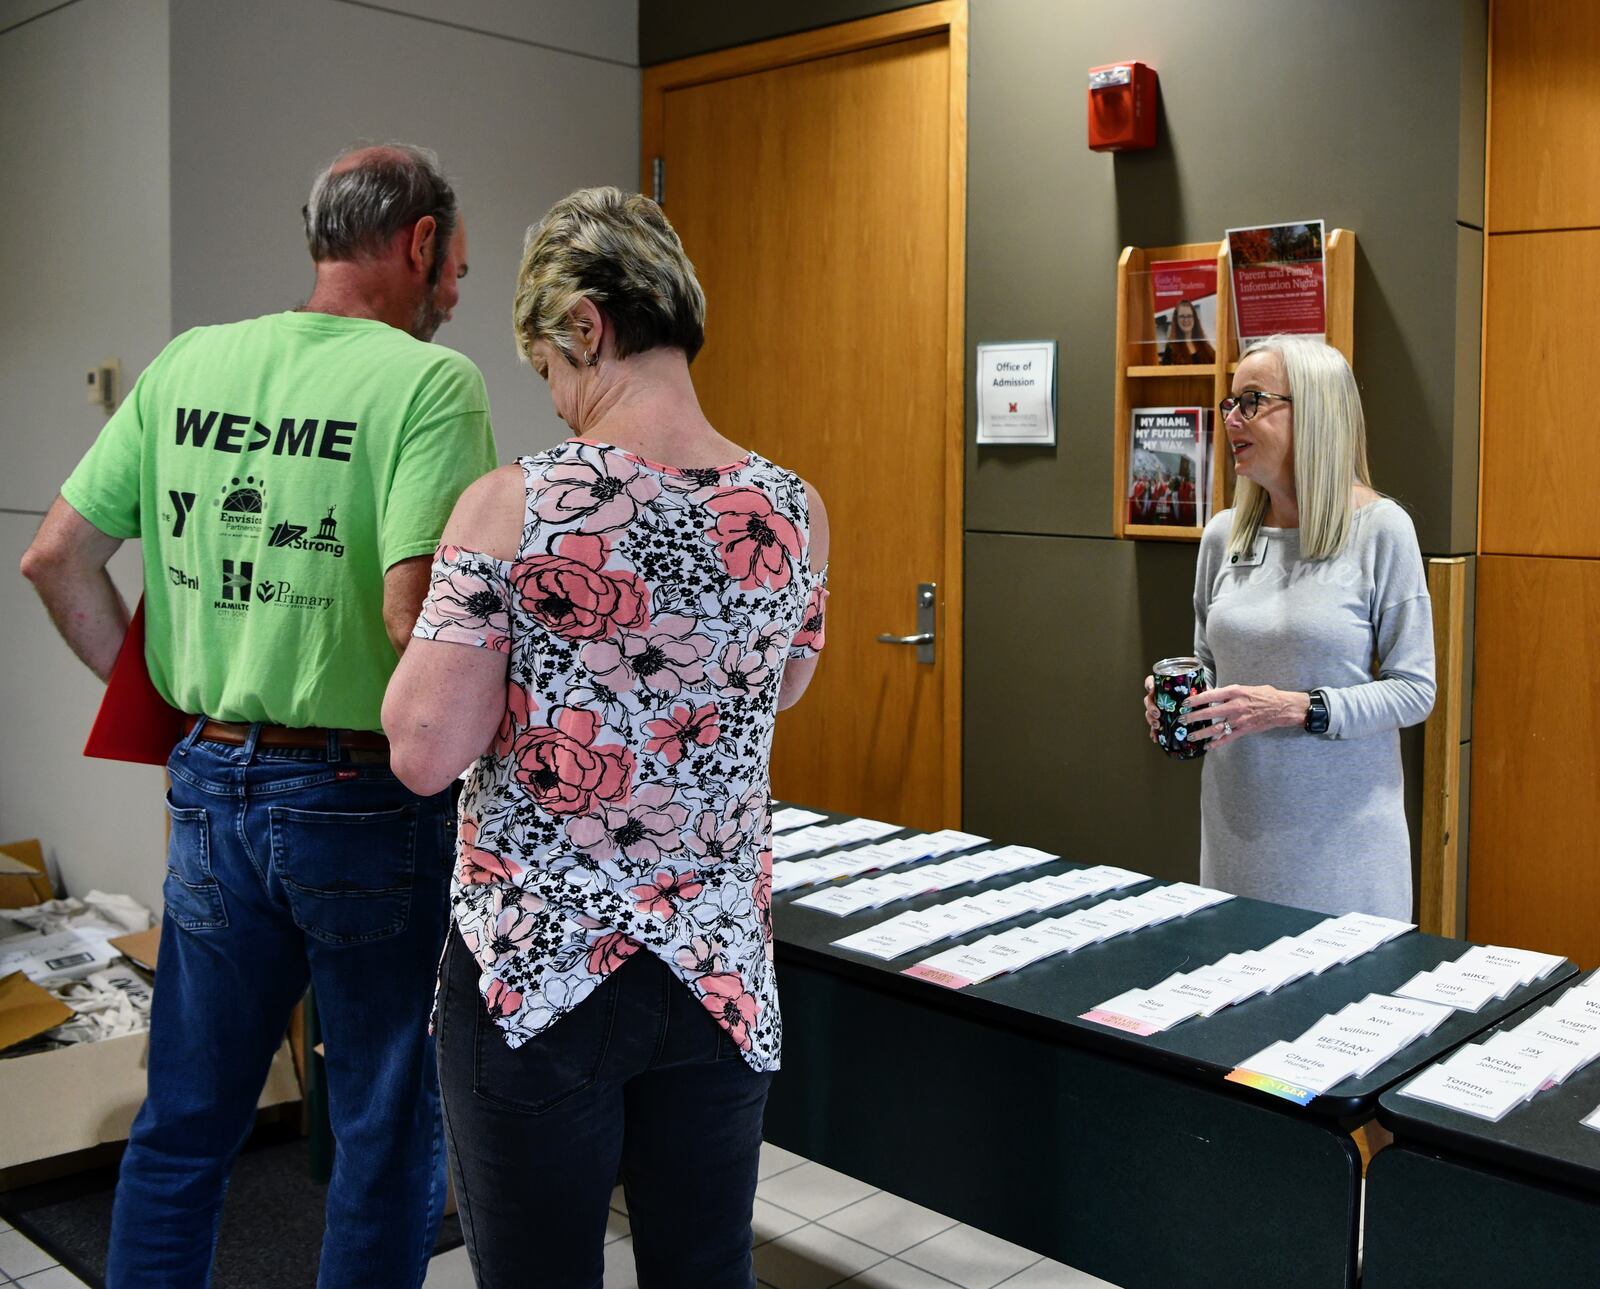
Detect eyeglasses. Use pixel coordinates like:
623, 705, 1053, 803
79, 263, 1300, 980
1219, 391, 1293, 421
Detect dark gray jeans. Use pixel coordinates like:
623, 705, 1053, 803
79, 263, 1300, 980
436, 931, 773, 1289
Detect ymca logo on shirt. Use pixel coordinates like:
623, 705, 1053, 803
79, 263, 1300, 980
166, 490, 196, 538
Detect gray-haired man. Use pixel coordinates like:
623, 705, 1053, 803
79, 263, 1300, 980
22, 144, 497, 1287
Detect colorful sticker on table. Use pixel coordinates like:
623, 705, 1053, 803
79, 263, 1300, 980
1080, 1008, 1163, 1038
1224, 1068, 1318, 1107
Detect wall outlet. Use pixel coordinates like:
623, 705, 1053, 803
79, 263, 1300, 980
86, 359, 119, 411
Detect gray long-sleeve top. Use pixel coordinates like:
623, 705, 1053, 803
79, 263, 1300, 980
1193, 499, 1436, 920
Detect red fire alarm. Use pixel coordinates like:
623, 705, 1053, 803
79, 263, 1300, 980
1087, 62, 1158, 152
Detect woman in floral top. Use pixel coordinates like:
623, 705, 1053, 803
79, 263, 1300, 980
384, 187, 828, 1289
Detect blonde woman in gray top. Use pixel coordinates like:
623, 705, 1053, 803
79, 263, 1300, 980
1143, 335, 1436, 920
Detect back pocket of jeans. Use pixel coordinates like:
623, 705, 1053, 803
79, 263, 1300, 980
473, 972, 620, 1114
164, 800, 226, 931
269, 804, 417, 945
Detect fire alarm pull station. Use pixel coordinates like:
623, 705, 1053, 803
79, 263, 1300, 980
1087, 62, 1157, 152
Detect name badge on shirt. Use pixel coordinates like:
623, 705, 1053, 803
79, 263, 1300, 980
1227, 541, 1266, 569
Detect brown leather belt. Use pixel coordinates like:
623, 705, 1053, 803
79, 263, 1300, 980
198, 720, 389, 751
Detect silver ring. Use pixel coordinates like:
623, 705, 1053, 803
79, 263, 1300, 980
1222, 721, 1233, 737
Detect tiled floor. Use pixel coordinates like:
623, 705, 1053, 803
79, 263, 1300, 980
421, 1143, 1122, 1289
0, 1219, 90, 1288
0, 1151, 1121, 1288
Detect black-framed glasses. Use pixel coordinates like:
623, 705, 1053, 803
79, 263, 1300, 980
1219, 391, 1293, 421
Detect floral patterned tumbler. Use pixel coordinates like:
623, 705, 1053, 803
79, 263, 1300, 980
1152, 656, 1211, 760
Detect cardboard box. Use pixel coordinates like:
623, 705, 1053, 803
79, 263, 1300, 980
0, 1031, 300, 1170
0, 840, 53, 909
0, 973, 74, 1052
0, 914, 299, 1173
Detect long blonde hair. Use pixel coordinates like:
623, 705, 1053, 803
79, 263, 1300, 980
1227, 335, 1372, 561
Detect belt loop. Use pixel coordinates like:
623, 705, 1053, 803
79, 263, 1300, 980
242, 722, 263, 762
177, 716, 207, 757
326, 728, 341, 763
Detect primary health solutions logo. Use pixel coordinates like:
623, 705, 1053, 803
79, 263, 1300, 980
212, 558, 334, 612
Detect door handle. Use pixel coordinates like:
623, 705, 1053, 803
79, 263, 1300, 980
876, 583, 936, 665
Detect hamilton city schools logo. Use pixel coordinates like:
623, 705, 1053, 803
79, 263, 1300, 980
268, 505, 344, 558
167, 490, 197, 538
168, 565, 198, 591
215, 558, 253, 611
215, 476, 267, 534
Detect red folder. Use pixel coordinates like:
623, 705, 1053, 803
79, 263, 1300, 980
83, 597, 191, 766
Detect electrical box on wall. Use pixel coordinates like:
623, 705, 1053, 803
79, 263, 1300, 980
86, 359, 119, 412
1087, 62, 1158, 152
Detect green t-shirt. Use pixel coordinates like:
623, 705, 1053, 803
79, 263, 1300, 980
62, 311, 499, 731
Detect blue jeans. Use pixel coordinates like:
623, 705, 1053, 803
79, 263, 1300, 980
436, 931, 773, 1289
108, 722, 455, 1289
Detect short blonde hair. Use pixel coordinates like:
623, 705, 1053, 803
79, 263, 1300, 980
1227, 335, 1373, 561
513, 186, 706, 365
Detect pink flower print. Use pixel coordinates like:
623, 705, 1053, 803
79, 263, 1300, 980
487, 904, 540, 965
511, 532, 650, 641
457, 816, 523, 886
706, 640, 771, 698
792, 582, 828, 653
683, 808, 742, 865
629, 867, 705, 921
675, 935, 726, 973
495, 681, 535, 755
511, 705, 635, 815
484, 977, 523, 1020
642, 702, 721, 766
747, 620, 788, 667
696, 972, 759, 1050
705, 489, 803, 590
531, 452, 662, 532
580, 615, 714, 697
586, 930, 641, 976
755, 856, 773, 943
565, 782, 690, 865
428, 547, 511, 632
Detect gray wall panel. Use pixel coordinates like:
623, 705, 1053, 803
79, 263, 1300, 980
1458, 0, 1488, 229
963, 532, 1203, 881
964, 0, 1476, 552
169, 0, 640, 461
640, 0, 915, 65
346, 0, 637, 65
0, 0, 171, 511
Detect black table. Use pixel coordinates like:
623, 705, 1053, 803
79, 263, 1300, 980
1365, 971, 1600, 1289
764, 810, 1576, 1289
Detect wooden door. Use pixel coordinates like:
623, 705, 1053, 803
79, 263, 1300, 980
642, 4, 967, 829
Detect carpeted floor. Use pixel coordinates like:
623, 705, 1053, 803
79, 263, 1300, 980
0, 1130, 462, 1288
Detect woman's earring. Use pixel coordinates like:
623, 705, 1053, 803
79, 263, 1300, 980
584, 351, 599, 367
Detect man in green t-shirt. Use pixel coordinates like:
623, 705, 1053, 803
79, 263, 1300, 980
21, 144, 498, 1287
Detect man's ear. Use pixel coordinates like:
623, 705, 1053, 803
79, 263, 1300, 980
407, 215, 438, 277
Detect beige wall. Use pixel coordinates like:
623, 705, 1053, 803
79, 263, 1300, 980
1, 0, 637, 910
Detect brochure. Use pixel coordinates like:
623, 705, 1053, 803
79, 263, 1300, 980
1226, 220, 1327, 346
1128, 407, 1208, 528
1147, 258, 1218, 367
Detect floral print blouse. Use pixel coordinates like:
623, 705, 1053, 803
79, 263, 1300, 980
414, 440, 827, 1072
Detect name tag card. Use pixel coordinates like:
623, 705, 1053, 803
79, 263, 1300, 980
771, 807, 828, 832
1397, 1063, 1530, 1121
1456, 944, 1565, 988
1233, 1040, 1362, 1095
1395, 968, 1501, 1013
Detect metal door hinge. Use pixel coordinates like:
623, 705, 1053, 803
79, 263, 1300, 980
651, 156, 665, 206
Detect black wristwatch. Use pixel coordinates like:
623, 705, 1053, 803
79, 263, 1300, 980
1304, 689, 1330, 735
